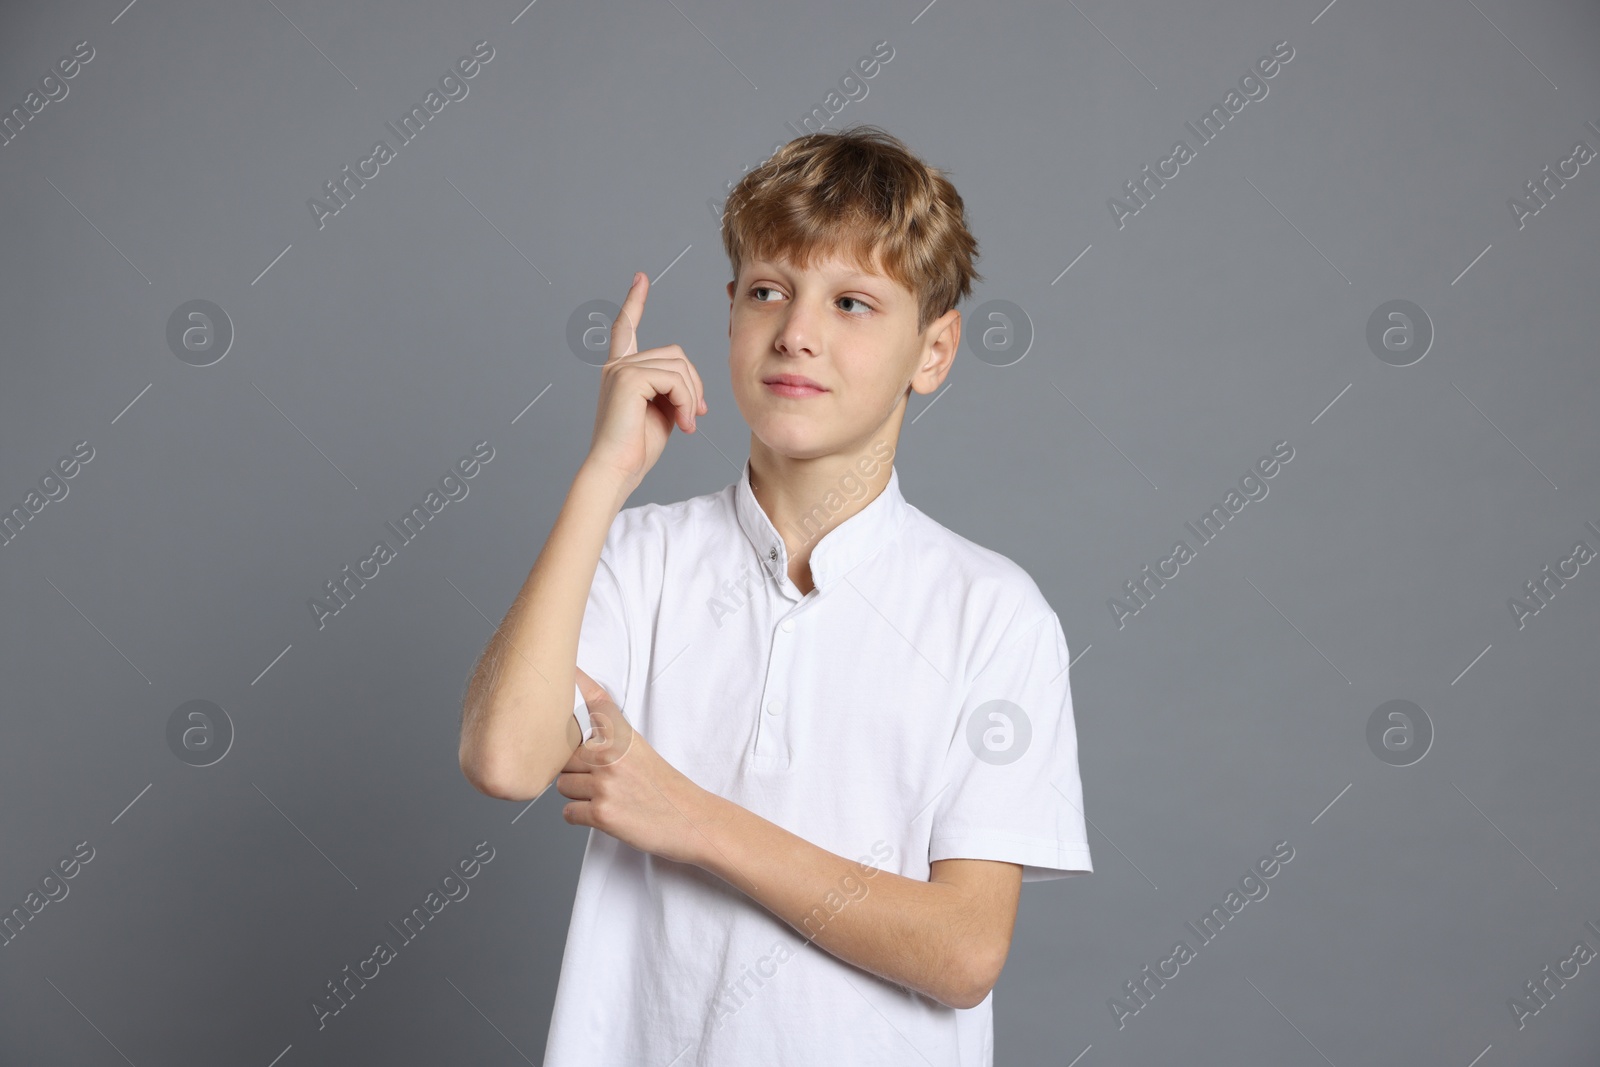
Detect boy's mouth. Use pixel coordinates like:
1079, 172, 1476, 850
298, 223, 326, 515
763, 374, 828, 397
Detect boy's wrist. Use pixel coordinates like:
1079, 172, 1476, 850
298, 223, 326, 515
574, 457, 639, 510
680, 787, 740, 873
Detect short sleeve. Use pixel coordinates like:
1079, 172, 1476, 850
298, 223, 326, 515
928, 611, 1093, 883
570, 548, 634, 745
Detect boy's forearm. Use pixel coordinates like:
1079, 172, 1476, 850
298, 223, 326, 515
458, 460, 633, 799
686, 792, 991, 1009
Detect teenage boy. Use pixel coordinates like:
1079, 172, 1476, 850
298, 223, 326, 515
459, 125, 1092, 1066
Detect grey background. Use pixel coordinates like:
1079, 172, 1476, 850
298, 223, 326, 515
2, 0, 1598, 1063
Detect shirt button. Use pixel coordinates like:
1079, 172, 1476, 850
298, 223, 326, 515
769, 547, 778, 562
780, 619, 794, 633
767, 699, 783, 715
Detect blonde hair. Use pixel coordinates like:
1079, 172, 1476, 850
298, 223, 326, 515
719, 125, 982, 334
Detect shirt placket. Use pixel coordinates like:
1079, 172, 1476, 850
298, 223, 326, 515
754, 543, 809, 759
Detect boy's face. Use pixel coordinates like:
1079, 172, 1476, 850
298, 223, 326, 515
725, 249, 960, 462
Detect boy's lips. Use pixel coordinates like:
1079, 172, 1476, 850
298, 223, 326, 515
763, 374, 828, 397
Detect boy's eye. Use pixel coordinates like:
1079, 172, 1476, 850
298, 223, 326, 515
747, 287, 872, 315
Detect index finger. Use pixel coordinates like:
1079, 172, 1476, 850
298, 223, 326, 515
609, 272, 648, 362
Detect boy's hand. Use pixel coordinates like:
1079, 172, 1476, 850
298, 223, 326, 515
584, 272, 710, 494
556, 667, 716, 866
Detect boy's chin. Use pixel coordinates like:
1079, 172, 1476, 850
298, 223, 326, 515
750, 425, 844, 462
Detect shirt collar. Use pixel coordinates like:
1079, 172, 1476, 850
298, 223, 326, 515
733, 456, 908, 594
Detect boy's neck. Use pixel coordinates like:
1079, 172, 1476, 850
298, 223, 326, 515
746, 437, 897, 592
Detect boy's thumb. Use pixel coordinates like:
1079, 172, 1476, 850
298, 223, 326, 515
577, 703, 634, 766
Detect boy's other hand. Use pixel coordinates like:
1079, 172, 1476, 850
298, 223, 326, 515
558, 667, 715, 867
583, 272, 710, 494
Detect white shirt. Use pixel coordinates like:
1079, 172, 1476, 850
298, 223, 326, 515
544, 457, 1092, 1066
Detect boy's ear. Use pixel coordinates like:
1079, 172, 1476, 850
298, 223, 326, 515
910, 307, 961, 394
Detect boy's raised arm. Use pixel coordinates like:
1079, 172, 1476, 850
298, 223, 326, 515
458, 461, 632, 800
458, 271, 707, 801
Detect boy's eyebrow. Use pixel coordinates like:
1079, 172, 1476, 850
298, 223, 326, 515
746, 260, 893, 288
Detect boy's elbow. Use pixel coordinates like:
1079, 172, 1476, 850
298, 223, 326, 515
461, 747, 537, 801
944, 941, 1006, 1010
459, 719, 576, 802
458, 746, 506, 798
459, 728, 524, 800
463, 761, 535, 801
481, 775, 539, 802
942, 978, 990, 1011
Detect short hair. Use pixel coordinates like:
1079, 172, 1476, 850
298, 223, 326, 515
719, 125, 982, 335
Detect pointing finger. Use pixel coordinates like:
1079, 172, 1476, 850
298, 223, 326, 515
610, 272, 648, 362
